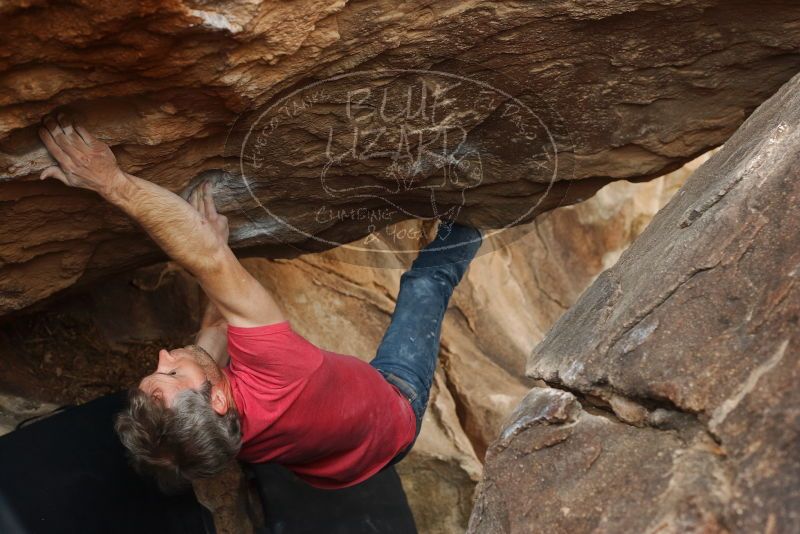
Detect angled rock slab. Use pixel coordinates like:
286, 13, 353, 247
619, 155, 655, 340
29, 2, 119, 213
469, 388, 728, 533
504, 72, 800, 531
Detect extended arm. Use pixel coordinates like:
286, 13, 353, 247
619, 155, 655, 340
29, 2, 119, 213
38, 114, 284, 327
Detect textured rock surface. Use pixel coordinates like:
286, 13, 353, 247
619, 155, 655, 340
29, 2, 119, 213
470, 389, 728, 533
472, 73, 800, 532
2, 0, 800, 313
0, 168, 685, 532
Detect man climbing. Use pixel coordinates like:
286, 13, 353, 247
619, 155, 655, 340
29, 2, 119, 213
37, 114, 482, 491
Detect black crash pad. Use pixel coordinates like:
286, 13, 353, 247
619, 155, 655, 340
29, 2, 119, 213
0, 392, 417, 534
251, 463, 417, 533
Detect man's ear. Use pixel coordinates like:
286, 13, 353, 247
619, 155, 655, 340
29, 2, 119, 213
210, 385, 229, 415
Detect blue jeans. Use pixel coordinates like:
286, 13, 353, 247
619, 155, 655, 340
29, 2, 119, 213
370, 222, 482, 465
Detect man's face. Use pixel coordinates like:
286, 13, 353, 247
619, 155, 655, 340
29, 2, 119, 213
139, 347, 216, 406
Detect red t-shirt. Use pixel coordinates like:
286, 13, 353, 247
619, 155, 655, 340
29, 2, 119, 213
222, 321, 416, 489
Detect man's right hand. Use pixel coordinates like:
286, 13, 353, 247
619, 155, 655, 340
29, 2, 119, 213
189, 181, 230, 245
38, 114, 127, 197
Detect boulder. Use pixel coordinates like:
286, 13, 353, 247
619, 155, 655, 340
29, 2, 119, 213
470, 389, 728, 533
2, 0, 800, 313
472, 72, 800, 532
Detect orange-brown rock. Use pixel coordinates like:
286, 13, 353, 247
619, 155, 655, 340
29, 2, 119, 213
2, 0, 799, 314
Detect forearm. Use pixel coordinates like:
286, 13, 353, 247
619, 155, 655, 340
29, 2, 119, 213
196, 324, 229, 366
201, 297, 226, 329
195, 299, 229, 366
192, 462, 256, 534
104, 172, 224, 277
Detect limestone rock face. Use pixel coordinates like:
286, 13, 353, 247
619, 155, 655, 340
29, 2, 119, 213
471, 72, 800, 533
2, 0, 800, 314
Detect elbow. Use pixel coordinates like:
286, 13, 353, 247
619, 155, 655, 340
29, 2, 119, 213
193, 247, 234, 277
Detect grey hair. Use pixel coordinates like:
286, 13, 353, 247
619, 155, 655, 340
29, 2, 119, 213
115, 380, 241, 493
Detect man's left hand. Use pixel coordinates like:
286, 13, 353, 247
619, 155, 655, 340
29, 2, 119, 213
38, 114, 127, 197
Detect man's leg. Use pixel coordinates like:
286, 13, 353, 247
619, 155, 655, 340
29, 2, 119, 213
370, 222, 482, 454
